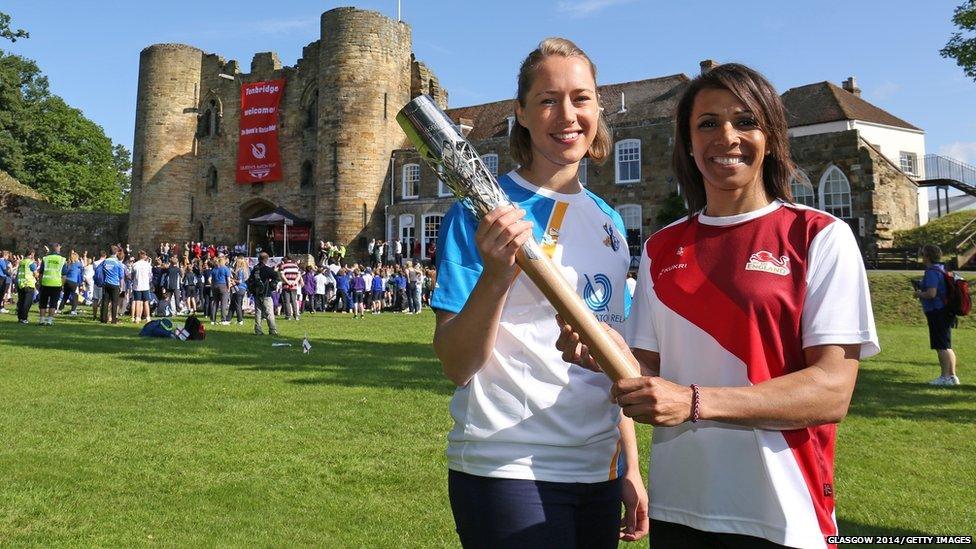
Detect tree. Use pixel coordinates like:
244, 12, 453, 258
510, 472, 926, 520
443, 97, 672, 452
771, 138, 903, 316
655, 192, 689, 227
941, 0, 976, 81
0, 12, 130, 212
0, 12, 29, 42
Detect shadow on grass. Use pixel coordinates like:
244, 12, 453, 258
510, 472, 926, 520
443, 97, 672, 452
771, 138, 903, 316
850, 366, 976, 424
0, 320, 453, 396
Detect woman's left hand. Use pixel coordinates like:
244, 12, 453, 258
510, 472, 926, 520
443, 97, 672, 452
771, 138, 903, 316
619, 470, 648, 541
612, 377, 694, 426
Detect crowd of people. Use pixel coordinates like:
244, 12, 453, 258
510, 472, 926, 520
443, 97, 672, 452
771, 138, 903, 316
0, 240, 437, 334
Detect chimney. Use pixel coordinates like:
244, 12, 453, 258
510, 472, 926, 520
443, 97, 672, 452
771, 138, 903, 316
842, 76, 861, 97
699, 59, 718, 75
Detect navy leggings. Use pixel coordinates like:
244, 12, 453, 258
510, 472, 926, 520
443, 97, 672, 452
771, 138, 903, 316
448, 469, 622, 549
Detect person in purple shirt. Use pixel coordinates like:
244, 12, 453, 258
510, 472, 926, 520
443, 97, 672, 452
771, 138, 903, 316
302, 264, 317, 315
350, 268, 367, 319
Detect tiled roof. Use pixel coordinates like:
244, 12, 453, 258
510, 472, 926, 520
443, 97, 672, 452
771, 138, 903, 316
781, 81, 921, 131
444, 74, 689, 141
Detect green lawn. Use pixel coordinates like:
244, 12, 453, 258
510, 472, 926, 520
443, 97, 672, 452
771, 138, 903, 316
0, 284, 973, 546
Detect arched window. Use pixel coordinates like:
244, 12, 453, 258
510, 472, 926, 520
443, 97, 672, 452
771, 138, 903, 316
615, 204, 642, 257
819, 165, 852, 218
615, 139, 641, 184
206, 165, 218, 195
305, 89, 318, 130
300, 160, 314, 190
402, 163, 420, 199
208, 99, 219, 136
483, 154, 499, 176
422, 213, 444, 260
790, 171, 816, 208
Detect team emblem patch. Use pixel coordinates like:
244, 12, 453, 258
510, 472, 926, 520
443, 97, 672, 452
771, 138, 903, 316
745, 250, 790, 276
676, 246, 684, 256
583, 273, 613, 312
602, 223, 620, 251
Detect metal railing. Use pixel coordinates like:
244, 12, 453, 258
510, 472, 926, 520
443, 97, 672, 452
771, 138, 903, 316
924, 154, 976, 187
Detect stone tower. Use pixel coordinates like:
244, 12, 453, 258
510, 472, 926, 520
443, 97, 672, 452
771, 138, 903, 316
129, 44, 203, 249
127, 8, 444, 254
316, 8, 412, 249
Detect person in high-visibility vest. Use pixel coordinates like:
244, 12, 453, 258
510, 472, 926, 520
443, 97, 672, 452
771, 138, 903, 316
37, 243, 66, 325
15, 250, 37, 324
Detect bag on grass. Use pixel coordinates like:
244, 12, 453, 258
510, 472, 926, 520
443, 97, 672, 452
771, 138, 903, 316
139, 318, 175, 338
184, 315, 206, 340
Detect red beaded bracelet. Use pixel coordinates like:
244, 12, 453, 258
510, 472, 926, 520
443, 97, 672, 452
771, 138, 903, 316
690, 384, 701, 423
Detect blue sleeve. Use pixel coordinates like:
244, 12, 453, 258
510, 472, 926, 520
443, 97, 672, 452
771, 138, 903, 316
62, 263, 68, 276
430, 202, 483, 314
921, 268, 942, 291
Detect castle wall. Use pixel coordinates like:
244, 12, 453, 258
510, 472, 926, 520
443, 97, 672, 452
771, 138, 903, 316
0, 194, 127, 255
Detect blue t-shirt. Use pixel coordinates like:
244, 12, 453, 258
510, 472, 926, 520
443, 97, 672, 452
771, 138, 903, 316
62, 260, 84, 285
921, 264, 947, 313
0, 258, 10, 281
394, 274, 407, 289
335, 273, 350, 292
101, 258, 125, 286
371, 275, 384, 292
235, 269, 248, 292
211, 266, 231, 285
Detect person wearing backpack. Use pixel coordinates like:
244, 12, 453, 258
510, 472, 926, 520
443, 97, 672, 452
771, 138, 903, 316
915, 244, 961, 386
249, 252, 280, 336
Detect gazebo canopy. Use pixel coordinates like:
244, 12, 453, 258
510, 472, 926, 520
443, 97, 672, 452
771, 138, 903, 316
248, 206, 309, 226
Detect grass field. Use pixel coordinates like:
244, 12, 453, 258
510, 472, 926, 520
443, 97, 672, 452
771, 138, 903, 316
0, 273, 973, 547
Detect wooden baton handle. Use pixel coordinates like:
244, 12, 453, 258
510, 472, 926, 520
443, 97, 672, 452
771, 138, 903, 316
514, 242, 641, 382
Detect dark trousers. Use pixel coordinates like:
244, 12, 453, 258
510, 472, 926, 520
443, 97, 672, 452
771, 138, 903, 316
230, 289, 246, 322
649, 519, 788, 548
0, 279, 9, 307
101, 284, 120, 323
59, 281, 79, 312
17, 287, 33, 321
448, 470, 622, 549
210, 284, 229, 322
333, 289, 348, 312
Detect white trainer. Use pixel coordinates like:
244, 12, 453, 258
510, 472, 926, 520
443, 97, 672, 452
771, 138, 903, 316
947, 375, 961, 386
929, 376, 949, 386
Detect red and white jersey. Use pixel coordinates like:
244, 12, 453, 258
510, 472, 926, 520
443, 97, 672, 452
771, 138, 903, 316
626, 200, 879, 549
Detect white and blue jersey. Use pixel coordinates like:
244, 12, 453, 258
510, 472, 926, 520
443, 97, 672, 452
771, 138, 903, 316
433, 170, 632, 483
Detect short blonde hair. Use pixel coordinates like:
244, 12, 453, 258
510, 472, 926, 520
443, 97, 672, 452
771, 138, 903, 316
509, 37, 610, 169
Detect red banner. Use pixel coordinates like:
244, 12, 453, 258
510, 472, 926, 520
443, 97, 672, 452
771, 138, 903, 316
237, 79, 284, 183
272, 225, 310, 241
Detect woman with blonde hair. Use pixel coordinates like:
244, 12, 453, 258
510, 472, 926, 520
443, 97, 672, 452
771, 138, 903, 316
433, 38, 646, 546
230, 256, 250, 325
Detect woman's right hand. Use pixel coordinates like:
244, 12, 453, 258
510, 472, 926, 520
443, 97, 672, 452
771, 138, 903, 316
475, 205, 534, 286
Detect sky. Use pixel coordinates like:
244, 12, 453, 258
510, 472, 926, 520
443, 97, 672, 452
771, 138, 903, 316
3, 0, 976, 166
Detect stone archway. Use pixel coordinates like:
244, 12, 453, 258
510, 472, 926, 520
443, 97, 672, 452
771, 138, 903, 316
240, 198, 275, 255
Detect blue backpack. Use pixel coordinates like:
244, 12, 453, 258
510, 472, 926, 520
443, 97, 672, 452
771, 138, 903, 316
140, 318, 175, 338
93, 262, 106, 288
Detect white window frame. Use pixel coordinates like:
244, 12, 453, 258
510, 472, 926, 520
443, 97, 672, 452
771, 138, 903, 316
615, 139, 641, 184
818, 165, 852, 219
615, 204, 642, 256
483, 154, 499, 177
790, 172, 816, 208
402, 163, 420, 199
422, 213, 444, 260
578, 158, 588, 186
899, 151, 918, 177
437, 165, 452, 197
